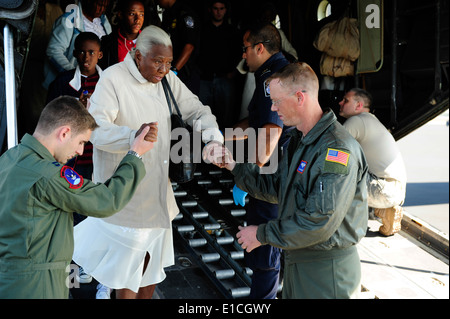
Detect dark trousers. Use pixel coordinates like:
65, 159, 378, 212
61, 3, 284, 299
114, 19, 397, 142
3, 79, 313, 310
245, 197, 281, 299
199, 76, 237, 131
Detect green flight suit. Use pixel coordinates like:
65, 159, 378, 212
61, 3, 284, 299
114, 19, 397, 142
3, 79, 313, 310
0, 134, 146, 299
232, 111, 369, 298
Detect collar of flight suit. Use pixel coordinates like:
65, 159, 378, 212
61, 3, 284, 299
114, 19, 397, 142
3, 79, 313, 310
21, 134, 58, 163
288, 109, 337, 146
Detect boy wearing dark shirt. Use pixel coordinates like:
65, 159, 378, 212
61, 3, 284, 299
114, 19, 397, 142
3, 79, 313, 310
47, 32, 103, 181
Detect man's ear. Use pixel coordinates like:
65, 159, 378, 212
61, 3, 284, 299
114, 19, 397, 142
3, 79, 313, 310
256, 43, 264, 55
57, 126, 71, 142
296, 90, 305, 105
355, 101, 364, 112
98, 50, 103, 60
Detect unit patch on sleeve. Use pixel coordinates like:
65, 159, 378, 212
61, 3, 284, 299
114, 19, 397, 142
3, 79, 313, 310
324, 148, 350, 174
61, 166, 84, 189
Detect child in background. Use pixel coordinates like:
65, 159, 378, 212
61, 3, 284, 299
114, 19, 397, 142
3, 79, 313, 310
99, 0, 145, 69
47, 31, 103, 195
43, 0, 111, 89
47, 32, 107, 297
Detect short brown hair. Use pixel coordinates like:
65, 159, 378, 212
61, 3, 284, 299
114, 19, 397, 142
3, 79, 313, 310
349, 88, 373, 110
35, 96, 98, 136
267, 62, 319, 97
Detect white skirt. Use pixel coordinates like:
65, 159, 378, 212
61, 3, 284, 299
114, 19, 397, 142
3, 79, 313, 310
73, 217, 174, 293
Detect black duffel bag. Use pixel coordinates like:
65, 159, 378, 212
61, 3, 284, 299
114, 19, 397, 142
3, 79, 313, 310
162, 77, 196, 183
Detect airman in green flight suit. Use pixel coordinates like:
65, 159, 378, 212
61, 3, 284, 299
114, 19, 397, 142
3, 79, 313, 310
0, 96, 157, 298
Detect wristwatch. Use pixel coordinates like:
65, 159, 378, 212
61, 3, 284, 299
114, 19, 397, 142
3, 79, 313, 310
127, 150, 142, 160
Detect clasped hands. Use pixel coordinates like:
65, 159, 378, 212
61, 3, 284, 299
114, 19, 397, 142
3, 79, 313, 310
135, 122, 159, 142
201, 141, 235, 170
130, 122, 159, 156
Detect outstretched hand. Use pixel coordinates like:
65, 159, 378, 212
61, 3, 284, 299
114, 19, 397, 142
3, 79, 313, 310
202, 141, 235, 170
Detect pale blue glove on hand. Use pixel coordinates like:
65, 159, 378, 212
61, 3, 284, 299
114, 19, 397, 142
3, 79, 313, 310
233, 184, 248, 207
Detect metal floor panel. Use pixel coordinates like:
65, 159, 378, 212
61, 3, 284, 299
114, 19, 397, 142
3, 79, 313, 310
70, 164, 449, 299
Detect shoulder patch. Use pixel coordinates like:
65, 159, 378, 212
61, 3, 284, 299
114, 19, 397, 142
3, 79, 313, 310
323, 148, 350, 174
60, 166, 84, 189
264, 80, 271, 97
325, 148, 349, 166
184, 16, 194, 28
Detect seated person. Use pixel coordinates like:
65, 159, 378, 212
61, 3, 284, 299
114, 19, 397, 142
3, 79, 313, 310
99, 0, 145, 69
339, 88, 407, 236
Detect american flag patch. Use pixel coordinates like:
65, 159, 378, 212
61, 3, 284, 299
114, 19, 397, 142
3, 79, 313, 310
325, 148, 349, 166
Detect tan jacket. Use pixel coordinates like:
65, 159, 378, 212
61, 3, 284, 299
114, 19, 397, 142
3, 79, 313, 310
89, 54, 222, 228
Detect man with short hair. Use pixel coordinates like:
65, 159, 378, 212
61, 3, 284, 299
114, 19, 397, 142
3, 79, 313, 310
198, 0, 241, 130
231, 23, 290, 299
204, 62, 368, 299
158, 0, 200, 93
0, 96, 156, 298
339, 88, 407, 236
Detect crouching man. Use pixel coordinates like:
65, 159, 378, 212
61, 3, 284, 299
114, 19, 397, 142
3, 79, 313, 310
339, 88, 407, 236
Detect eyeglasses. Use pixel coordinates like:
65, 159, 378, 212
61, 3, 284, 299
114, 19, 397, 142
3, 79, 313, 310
271, 90, 307, 107
242, 40, 270, 53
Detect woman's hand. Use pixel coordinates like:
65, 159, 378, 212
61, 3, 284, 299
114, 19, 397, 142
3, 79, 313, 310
135, 122, 158, 142
131, 126, 156, 156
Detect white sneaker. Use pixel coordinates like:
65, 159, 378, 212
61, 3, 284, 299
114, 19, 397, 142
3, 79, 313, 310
96, 284, 112, 299
76, 266, 92, 284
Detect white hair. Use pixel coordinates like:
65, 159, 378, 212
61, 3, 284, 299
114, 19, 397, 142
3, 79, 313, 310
131, 25, 172, 58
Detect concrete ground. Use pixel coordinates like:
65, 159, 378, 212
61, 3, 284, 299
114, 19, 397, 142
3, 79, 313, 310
397, 110, 449, 235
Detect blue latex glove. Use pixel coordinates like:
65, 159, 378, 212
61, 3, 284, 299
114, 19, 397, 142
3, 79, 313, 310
233, 184, 248, 207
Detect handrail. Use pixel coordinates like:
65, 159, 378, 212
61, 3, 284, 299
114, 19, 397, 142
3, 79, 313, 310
3, 23, 17, 149
0, 0, 38, 20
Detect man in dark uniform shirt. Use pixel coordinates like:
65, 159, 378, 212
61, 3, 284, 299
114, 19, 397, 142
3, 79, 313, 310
158, 0, 200, 94
231, 23, 290, 299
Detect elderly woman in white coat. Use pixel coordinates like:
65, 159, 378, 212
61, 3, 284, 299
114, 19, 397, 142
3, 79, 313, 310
72, 25, 223, 299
